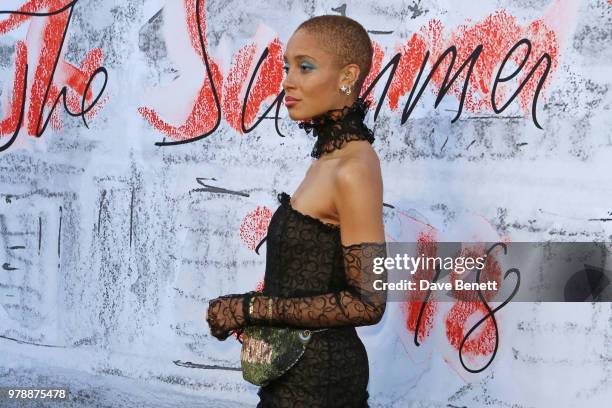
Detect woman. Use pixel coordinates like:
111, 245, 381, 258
206, 15, 388, 407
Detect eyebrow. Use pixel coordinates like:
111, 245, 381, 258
283, 54, 317, 62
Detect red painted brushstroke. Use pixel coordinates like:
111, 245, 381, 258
389, 10, 559, 115
222, 43, 257, 131
137, 0, 224, 141
0, 41, 27, 135
184, 0, 208, 55
139, 0, 284, 138
0, 0, 106, 139
239, 205, 272, 252
27, 5, 70, 136
0, 0, 53, 34
444, 245, 503, 356
137, 62, 223, 141
62, 48, 107, 115
223, 38, 284, 132
360, 40, 385, 107
403, 229, 438, 344
516, 19, 558, 112
445, 300, 497, 356
448, 245, 502, 302
141, 5, 560, 141
387, 33, 428, 111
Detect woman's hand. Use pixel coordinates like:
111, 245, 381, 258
205, 294, 247, 341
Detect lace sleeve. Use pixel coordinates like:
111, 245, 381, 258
249, 242, 388, 329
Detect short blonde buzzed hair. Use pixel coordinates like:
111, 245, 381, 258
296, 15, 373, 96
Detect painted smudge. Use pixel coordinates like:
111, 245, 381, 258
0, 0, 107, 142
403, 229, 439, 345
239, 204, 271, 252
139, 2, 560, 141
445, 300, 497, 356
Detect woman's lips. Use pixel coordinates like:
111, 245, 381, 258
284, 97, 299, 108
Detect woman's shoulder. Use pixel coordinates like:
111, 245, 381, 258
330, 143, 384, 241
335, 142, 381, 179
331, 144, 383, 201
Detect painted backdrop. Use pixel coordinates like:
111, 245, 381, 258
0, 0, 611, 407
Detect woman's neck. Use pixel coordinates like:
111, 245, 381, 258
298, 97, 376, 159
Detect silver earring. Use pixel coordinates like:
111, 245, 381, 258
339, 84, 353, 96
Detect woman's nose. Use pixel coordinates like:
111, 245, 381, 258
282, 78, 293, 92
282, 71, 296, 92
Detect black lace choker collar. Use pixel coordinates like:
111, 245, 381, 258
298, 97, 375, 159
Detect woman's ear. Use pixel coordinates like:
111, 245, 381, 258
339, 63, 361, 88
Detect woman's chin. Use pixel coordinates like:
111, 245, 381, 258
287, 110, 309, 122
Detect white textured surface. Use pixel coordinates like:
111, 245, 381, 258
0, 0, 610, 407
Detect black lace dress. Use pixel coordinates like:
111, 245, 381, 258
251, 98, 388, 408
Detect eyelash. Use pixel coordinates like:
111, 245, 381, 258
283, 64, 313, 73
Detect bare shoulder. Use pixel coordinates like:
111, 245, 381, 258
331, 143, 384, 244
333, 143, 383, 193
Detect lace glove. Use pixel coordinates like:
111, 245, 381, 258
206, 292, 253, 340
249, 242, 388, 329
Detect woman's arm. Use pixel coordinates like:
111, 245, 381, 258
249, 157, 388, 329
249, 242, 387, 328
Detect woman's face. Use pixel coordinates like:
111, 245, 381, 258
282, 29, 357, 121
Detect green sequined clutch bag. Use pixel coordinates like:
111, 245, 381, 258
239, 325, 325, 387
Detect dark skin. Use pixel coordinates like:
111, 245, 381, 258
205, 28, 384, 341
